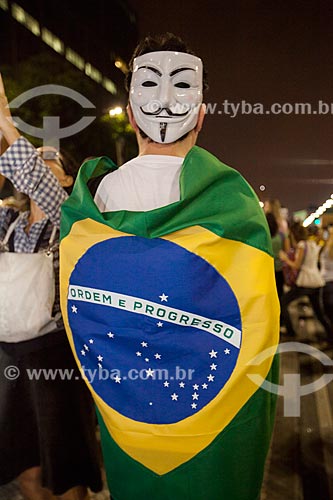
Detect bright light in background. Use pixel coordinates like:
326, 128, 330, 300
259, 201, 264, 208
259, 185, 266, 191
109, 106, 123, 117
114, 58, 128, 74
303, 196, 333, 227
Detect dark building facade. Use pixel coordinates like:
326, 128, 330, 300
0, 0, 138, 104
0, 0, 139, 162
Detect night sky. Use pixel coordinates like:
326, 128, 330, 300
1, 0, 332, 214
128, 0, 333, 214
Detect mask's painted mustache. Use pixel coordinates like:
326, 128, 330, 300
140, 106, 189, 117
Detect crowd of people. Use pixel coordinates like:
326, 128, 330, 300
265, 198, 333, 346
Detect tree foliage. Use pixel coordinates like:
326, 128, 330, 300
0, 51, 137, 166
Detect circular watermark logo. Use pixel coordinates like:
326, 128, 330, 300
4, 365, 20, 380
247, 342, 333, 417
8, 84, 96, 150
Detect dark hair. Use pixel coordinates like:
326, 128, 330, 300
266, 212, 278, 237
37, 145, 79, 194
125, 32, 208, 92
125, 33, 208, 143
59, 148, 80, 194
290, 221, 308, 243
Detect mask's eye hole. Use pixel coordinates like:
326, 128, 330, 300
142, 81, 158, 87
174, 82, 191, 88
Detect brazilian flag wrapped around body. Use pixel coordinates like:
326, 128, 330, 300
60, 145, 279, 500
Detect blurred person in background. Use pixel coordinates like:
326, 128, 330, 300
0, 75, 102, 500
320, 225, 333, 341
308, 225, 325, 249
264, 198, 290, 242
279, 221, 331, 340
265, 212, 285, 300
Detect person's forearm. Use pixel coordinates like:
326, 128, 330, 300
0, 118, 20, 147
0, 74, 21, 151
0, 137, 68, 226
284, 258, 299, 269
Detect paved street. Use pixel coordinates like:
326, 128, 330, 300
262, 298, 333, 500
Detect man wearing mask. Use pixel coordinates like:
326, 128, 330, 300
60, 33, 279, 500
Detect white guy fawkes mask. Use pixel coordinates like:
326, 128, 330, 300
129, 51, 203, 143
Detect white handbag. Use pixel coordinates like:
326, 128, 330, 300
295, 241, 325, 289
296, 266, 325, 288
0, 215, 60, 342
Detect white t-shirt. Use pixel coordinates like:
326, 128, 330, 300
94, 155, 184, 212
296, 239, 325, 287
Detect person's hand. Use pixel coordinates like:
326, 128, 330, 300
279, 249, 287, 261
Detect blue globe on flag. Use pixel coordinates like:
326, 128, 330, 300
68, 236, 242, 424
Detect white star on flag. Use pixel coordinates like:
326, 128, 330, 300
154, 353, 161, 359
193, 384, 199, 390
84, 344, 89, 351
207, 374, 215, 382
81, 350, 85, 356
192, 392, 199, 400
157, 322, 163, 327
224, 348, 231, 354
179, 382, 185, 388
97, 355, 103, 362
164, 381, 170, 387
141, 341, 148, 347
159, 293, 168, 302
171, 393, 178, 401
202, 383, 208, 389
136, 351, 142, 357
107, 332, 114, 338
145, 358, 149, 362
98, 363, 102, 368
191, 403, 197, 409
210, 363, 217, 370
209, 349, 218, 358
89, 339, 94, 344
146, 368, 154, 378
71, 305, 77, 313
114, 375, 121, 383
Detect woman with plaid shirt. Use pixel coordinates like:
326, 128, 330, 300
0, 75, 102, 500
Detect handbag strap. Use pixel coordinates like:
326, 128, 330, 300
48, 225, 58, 246
2, 214, 58, 253
33, 221, 58, 253
2, 212, 22, 246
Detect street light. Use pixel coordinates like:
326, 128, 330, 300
109, 106, 123, 117
108, 106, 125, 165
114, 58, 128, 74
